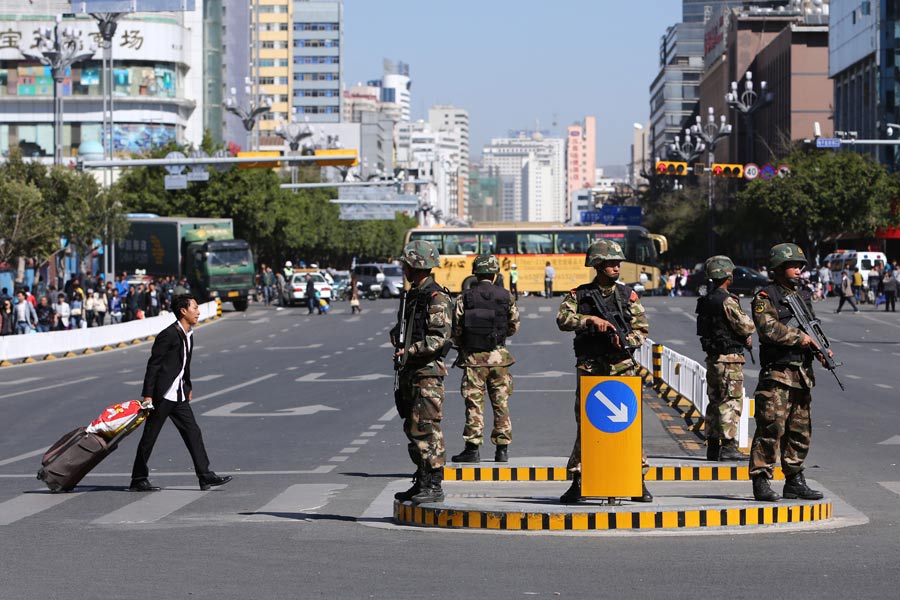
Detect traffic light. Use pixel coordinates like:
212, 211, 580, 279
693, 163, 705, 176
711, 163, 744, 178
655, 161, 688, 176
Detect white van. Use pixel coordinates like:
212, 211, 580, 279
828, 250, 887, 286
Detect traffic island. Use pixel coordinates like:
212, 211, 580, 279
444, 457, 784, 483
393, 479, 831, 532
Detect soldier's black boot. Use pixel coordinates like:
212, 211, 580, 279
394, 469, 422, 502
451, 442, 480, 463
752, 475, 780, 502
706, 438, 720, 461
782, 472, 824, 500
494, 445, 509, 462
718, 440, 748, 462
411, 469, 445, 504
559, 473, 583, 504
631, 482, 653, 503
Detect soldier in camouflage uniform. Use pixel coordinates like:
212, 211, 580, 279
390, 240, 453, 504
556, 240, 652, 504
450, 254, 521, 463
696, 255, 756, 462
750, 243, 831, 502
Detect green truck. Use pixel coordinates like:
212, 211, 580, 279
117, 215, 255, 311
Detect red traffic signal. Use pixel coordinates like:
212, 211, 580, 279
711, 163, 743, 178
655, 161, 688, 176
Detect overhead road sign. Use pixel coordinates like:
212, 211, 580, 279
314, 149, 359, 167
580, 376, 643, 499
816, 137, 841, 149
72, 1, 196, 12
580, 206, 642, 226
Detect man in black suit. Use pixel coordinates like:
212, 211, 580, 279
129, 294, 232, 492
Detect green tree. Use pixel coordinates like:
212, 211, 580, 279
0, 176, 58, 267
736, 149, 900, 260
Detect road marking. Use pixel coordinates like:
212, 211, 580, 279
329, 456, 348, 463
92, 487, 210, 525
381, 308, 393, 314
0, 448, 47, 467
525, 314, 541, 319
117, 369, 134, 374
369, 424, 385, 430
0, 377, 41, 386
267, 334, 277, 338
193, 374, 224, 382
339, 447, 359, 454
844, 342, 860, 348
667, 339, 687, 346
123, 380, 143, 386
0, 490, 83, 526
285, 366, 299, 371
202, 402, 338, 417
248, 318, 269, 324
359, 432, 376, 437
538, 306, 552, 312
871, 348, 882, 353
0, 376, 98, 400
351, 439, 369, 445
878, 435, 900, 445
0, 467, 336, 479
253, 340, 263, 344
379, 342, 393, 348
878, 481, 900, 496
378, 407, 396, 422
294, 372, 391, 383
305, 360, 315, 364
242, 484, 347, 523
508, 341, 559, 346
190, 373, 279, 405
265, 344, 324, 351
517, 370, 569, 378
845, 374, 861, 380
875, 384, 892, 389
238, 344, 247, 349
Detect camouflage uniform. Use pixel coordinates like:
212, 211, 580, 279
451, 282, 521, 447
749, 281, 814, 479
392, 275, 453, 471
556, 280, 649, 472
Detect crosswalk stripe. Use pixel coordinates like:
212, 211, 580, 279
878, 481, 900, 497
0, 489, 82, 526
92, 487, 210, 525
242, 483, 346, 522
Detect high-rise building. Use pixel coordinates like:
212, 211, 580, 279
292, 0, 343, 124
482, 133, 565, 223
222, 1, 251, 148
0, 0, 204, 160
379, 59, 411, 122
468, 163, 503, 223
429, 105, 470, 220
566, 116, 596, 223
395, 120, 461, 220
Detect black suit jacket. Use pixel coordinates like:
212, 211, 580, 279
141, 322, 193, 400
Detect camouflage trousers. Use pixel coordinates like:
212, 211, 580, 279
399, 374, 446, 470
704, 361, 745, 442
749, 379, 812, 479
460, 365, 513, 447
568, 367, 648, 473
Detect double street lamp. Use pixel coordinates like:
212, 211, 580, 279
20, 16, 96, 165
691, 108, 732, 256
726, 71, 773, 162
224, 82, 272, 151
274, 113, 314, 188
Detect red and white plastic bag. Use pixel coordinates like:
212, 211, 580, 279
86, 400, 147, 438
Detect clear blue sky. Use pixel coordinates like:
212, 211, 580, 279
343, 1, 682, 168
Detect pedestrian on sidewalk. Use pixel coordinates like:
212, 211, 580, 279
129, 294, 232, 493
696, 256, 755, 462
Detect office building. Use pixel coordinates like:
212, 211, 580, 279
566, 116, 596, 222
292, 0, 343, 124
429, 105, 469, 220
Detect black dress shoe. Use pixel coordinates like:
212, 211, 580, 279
128, 480, 161, 492
199, 474, 233, 491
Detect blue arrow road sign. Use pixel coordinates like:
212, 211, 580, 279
585, 380, 638, 434
816, 137, 841, 149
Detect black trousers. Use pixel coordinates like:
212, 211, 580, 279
131, 399, 212, 482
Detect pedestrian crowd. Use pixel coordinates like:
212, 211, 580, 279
0, 271, 193, 336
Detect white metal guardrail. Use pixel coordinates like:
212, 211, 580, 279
0, 300, 218, 364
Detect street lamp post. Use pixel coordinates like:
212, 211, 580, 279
223, 83, 272, 151
669, 128, 706, 163
725, 71, 773, 163
274, 113, 314, 189
20, 16, 96, 165
691, 107, 732, 255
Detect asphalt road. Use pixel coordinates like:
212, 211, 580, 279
0, 294, 898, 599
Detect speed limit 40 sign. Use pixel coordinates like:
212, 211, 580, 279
744, 163, 760, 180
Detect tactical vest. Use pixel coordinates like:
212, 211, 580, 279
404, 279, 451, 358
461, 283, 510, 351
696, 287, 746, 356
573, 283, 632, 361
758, 283, 812, 368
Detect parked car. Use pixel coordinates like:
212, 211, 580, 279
353, 263, 404, 298
283, 272, 332, 306
685, 265, 769, 297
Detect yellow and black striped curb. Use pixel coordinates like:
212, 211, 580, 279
0, 316, 222, 367
444, 464, 784, 482
394, 500, 832, 531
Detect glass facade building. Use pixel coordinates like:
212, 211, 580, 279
292, 0, 342, 123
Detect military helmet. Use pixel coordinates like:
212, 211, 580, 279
398, 240, 440, 269
768, 243, 807, 270
585, 239, 626, 267
705, 255, 735, 280
472, 254, 500, 275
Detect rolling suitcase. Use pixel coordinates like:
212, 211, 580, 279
37, 405, 148, 493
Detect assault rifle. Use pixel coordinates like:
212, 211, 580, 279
782, 292, 845, 391
586, 289, 639, 366
393, 291, 411, 418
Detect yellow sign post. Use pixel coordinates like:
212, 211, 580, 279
580, 375, 643, 498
